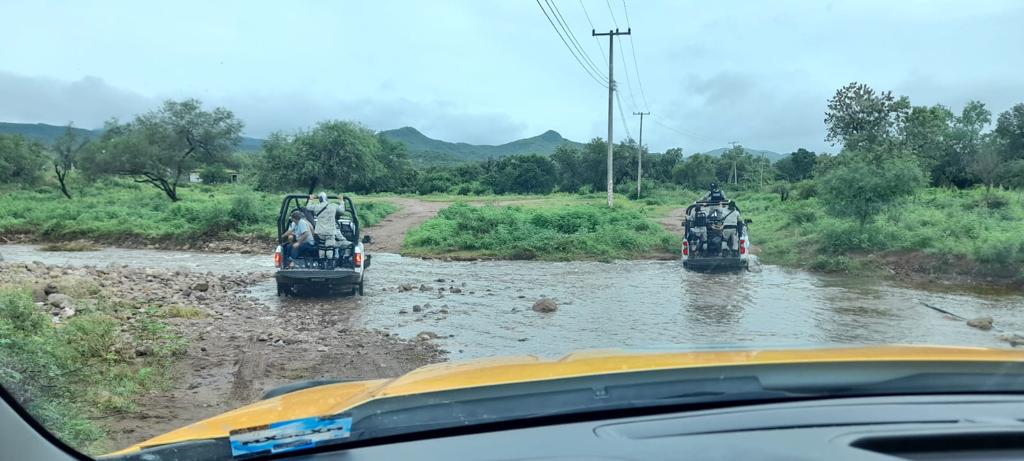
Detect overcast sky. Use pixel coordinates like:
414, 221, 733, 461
2, 0, 1022, 153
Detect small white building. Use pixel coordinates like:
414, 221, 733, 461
189, 169, 240, 184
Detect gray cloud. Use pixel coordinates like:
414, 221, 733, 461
0, 72, 152, 128
1, 0, 1023, 154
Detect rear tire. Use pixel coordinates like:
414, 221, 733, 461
277, 283, 291, 297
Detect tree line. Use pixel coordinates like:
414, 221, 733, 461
2, 86, 1022, 204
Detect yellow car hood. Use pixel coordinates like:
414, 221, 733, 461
109, 345, 1024, 455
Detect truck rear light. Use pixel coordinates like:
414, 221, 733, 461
354, 252, 363, 267
739, 239, 746, 255
682, 240, 689, 256
274, 247, 282, 267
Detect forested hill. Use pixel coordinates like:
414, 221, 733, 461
0, 122, 264, 151
700, 147, 784, 163
380, 126, 581, 164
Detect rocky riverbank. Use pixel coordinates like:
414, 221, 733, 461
0, 261, 445, 451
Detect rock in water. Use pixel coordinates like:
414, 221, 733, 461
419, 284, 432, 292
416, 331, 440, 341
398, 283, 415, 292
192, 282, 210, 292
967, 316, 994, 331
43, 282, 59, 296
999, 332, 1024, 347
532, 298, 558, 313
412, 305, 422, 313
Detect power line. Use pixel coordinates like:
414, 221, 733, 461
536, 0, 608, 88
616, 36, 641, 112
649, 116, 716, 144
620, 0, 650, 110
605, 0, 620, 29
615, 89, 633, 140
546, 0, 605, 80
577, 0, 609, 67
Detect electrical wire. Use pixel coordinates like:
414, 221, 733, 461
577, 0, 609, 67
535, 0, 608, 88
546, 0, 606, 80
615, 87, 634, 141
605, 0, 620, 29
620, 0, 651, 110
616, 36, 641, 112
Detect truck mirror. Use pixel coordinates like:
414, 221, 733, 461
364, 255, 372, 269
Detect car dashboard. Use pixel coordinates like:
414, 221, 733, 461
290, 394, 1024, 461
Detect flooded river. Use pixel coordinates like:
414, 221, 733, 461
4, 244, 1023, 360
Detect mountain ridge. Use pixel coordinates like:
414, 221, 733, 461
379, 126, 581, 164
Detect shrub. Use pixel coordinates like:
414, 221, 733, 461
404, 203, 673, 260
818, 155, 927, 225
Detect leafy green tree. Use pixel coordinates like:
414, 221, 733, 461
900, 104, 953, 182
0, 134, 47, 186
80, 99, 243, 201
825, 82, 910, 152
937, 101, 992, 188
374, 135, 416, 192
51, 124, 89, 198
994, 103, 1024, 160
551, 144, 585, 192
818, 154, 926, 225
649, 147, 683, 183
775, 148, 816, 181
199, 164, 231, 184
672, 153, 717, 189
255, 121, 386, 193
487, 154, 557, 194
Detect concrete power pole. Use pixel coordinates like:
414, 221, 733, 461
633, 111, 649, 198
593, 28, 631, 207
728, 141, 738, 185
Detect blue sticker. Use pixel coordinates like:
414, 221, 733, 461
229, 414, 352, 459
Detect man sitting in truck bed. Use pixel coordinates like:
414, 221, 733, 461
281, 211, 315, 268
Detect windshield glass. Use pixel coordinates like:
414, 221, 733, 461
2, 0, 1024, 458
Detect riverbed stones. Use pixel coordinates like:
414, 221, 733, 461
192, 282, 210, 292
999, 332, 1024, 347
416, 331, 440, 341
47, 293, 74, 309
967, 316, 994, 331
532, 298, 558, 313
419, 284, 431, 292
398, 283, 415, 292
412, 305, 422, 313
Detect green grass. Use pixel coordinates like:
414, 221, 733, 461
0, 286, 186, 455
725, 187, 1024, 279
0, 180, 397, 246
403, 202, 678, 261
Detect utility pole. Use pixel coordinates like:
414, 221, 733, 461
728, 141, 738, 185
593, 28, 631, 207
633, 111, 649, 198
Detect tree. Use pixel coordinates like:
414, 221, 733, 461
649, 147, 683, 183
51, 124, 89, 198
995, 103, 1024, 160
775, 148, 816, 181
0, 134, 47, 186
818, 154, 926, 225
199, 164, 231, 184
970, 138, 1003, 191
253, 121, 394, 193
937, 101, 992, 188
487, 154, 557, 194
825, 82, 910, 152
900, 104, 953, 183
672, 153, 717, 190
80, 99, 243, 201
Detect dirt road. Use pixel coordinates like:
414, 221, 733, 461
364, 198, 448, 253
